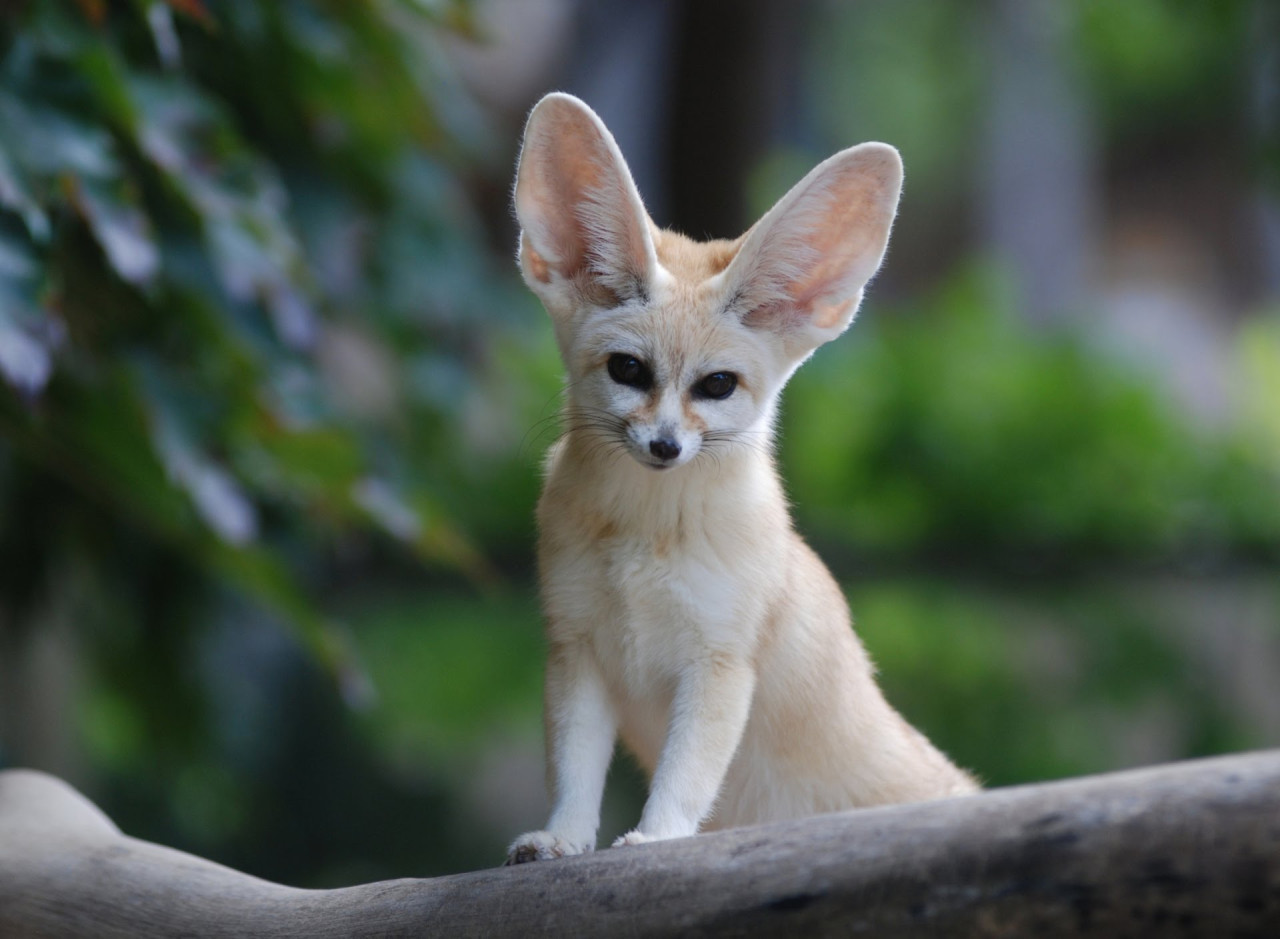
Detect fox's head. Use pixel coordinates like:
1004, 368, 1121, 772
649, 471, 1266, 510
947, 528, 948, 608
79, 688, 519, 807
514, 93, 902, 472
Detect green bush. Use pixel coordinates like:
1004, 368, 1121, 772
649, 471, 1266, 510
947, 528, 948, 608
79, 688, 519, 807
782, 264, 1280, 562
849, 575, 1266, 788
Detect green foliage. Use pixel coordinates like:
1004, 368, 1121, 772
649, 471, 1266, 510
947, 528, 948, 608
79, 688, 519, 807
0, 1, 564, 874
0, 1, 543, 672
805, 0, 981, 201
850, 577, 1266, 787
347, 589, 544, 765
782, 265, 1280, 562
1076, 0, 1249, 139
1237, 308, 1280, 471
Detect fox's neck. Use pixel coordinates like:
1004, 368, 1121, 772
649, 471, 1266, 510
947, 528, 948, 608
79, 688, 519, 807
553, 423, 787, 543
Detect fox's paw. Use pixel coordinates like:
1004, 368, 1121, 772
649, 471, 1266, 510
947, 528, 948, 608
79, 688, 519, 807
505, 830, 590, 865
611, 829, 655, 848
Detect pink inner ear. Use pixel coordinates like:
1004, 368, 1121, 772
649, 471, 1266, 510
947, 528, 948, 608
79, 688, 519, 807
527, 138, 605, 279
522, 234, 552, 284
735, 155, 896, 338
741, 296, 853, 333
517, 101, 651, 299
787, 186, 883, 307
810, 298, 854, 330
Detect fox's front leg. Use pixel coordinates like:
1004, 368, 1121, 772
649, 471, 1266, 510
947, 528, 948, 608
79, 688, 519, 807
506, 640, 616, 864
615, 652, 756, 847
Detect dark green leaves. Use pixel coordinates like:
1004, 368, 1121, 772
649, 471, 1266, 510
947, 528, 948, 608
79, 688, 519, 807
0, 1, 515, 680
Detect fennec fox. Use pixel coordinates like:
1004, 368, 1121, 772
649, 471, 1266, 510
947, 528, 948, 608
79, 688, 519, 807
507, 93, 976, 864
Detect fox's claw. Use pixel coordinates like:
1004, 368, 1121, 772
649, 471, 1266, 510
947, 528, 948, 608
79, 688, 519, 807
611, 829, 655, 848
505, 830, 590, 865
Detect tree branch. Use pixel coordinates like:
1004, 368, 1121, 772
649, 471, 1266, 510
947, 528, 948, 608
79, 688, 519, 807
2, 751, 1278, 937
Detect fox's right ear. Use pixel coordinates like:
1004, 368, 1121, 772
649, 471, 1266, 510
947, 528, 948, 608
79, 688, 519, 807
721, 142, 903, 361
514, 93, 657, 321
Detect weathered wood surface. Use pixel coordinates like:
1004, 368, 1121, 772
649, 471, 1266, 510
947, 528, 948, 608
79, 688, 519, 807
1, 750, 1278, 938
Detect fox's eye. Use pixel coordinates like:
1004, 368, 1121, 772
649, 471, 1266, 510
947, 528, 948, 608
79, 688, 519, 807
607, 353, 652, 390
694, 371, 737, 400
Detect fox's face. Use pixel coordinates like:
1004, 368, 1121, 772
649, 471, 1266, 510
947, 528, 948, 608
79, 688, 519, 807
561, 261, 791, 471
514, 94, 902, 472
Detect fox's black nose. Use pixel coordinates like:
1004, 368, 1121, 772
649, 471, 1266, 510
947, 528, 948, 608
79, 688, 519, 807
649, 438, 681, 461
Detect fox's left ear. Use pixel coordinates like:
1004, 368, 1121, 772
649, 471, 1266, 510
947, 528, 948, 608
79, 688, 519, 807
513, 93, 657, 325
721, 143, 903, 358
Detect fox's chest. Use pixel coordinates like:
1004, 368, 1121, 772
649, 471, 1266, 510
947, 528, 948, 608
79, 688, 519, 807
539, 479, 782, 760
599, 538, 735, 660
552, 533, 740, 682
574, 537, 742, 764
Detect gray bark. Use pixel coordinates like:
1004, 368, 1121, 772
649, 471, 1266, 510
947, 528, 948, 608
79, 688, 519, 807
1252, 0, 1280, 297
1, 750, 1278, 937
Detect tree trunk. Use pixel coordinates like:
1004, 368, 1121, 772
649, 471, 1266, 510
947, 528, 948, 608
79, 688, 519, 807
979, 0, 1097, 325
1, 750, 1278, 937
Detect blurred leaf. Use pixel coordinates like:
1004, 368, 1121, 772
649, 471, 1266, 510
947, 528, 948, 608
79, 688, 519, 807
68, 177, 161, 285
75, 42, 139, 134
0, 232, 60, 397
145, 2, 183, 69
154, 422, 259, 546
0, 144, 52, 242
0, 89, 118, 180
0, 311, 55, 399
352, 477, 421, 543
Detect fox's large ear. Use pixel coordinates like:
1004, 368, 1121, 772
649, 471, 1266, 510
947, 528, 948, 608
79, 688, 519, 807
721, 143, 902, 358
514, 93, 657, 319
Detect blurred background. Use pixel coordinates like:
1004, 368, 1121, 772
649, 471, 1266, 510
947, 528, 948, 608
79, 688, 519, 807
1, 0, 1278, 885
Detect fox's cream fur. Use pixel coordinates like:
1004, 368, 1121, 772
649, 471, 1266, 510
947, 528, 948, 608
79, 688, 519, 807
507, 93, 976, 864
